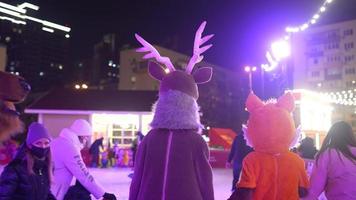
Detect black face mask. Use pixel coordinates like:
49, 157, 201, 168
30, 146, 49, 159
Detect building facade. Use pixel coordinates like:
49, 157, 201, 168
292, 19, 356, 132
25, 88, 157, 148
0, 1, 70, 92
0, 44, 5, 71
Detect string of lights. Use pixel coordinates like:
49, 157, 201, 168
260, 0, 356, 108
262, 0, 335, 71
285, 0, 334, 33
322, 89, 356, 106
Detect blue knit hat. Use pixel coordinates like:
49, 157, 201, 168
26, 122, 51, 146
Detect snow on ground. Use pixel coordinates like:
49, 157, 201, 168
0, 165, 232, 200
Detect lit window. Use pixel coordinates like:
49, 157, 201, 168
345, 42, 354, 50
345, 68, 356, 75
39, 72, 44, 76
5, 37, 11, 42
344, 29, 353, 36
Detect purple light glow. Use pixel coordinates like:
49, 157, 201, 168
271, 40, 291, 61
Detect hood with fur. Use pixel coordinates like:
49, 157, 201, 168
150, 90, 203, 130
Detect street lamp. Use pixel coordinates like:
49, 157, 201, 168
81, 84, 88, 89
244, 66, 257, 91
271, 40, 291, 61
270, 39, 291, 94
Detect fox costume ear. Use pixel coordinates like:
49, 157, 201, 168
276, 92, 295, 112
246, 92, 264, 112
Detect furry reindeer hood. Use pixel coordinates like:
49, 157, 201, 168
135, 21, 213, 130
0, 71, 31, 140
245, 92, 296, 154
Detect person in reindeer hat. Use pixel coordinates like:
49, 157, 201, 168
129, 21, 215, 200
0, 71, 31, 141
233, 92, 309, 200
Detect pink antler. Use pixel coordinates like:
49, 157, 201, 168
186, 21, 214, 74
135, 34, 175, 72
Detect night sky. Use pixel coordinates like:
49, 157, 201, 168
3, 0, 356, 70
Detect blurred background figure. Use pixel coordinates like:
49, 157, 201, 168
0, 139, 18, 165
131, 131, 144, 167
89, 137, 104, 168
297, 137, 318, 160
100, 145, 109, 168
226, 131, 253, 192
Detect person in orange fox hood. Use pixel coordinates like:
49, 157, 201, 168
233, 92, 309, 200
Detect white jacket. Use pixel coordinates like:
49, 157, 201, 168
51, 128, 105, 200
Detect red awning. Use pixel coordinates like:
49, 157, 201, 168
209, 128, 236, 150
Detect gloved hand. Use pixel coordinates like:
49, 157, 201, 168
103, 192, 117, 200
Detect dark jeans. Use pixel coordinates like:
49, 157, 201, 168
64, 181, 91, 200
232, 165, 242, 192
91, 154, 99, 167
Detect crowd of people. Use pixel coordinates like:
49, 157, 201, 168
0, 23, 355, 200
0, 118, 355, 200
87, 132, 144, 169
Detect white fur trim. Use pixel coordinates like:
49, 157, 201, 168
150, 90, 203, 130
242, 124, 301, 149
242, 124, 253, 147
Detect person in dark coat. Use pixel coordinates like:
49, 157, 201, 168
226, 131, 253, 192
0, 122, 55, 200
297, 137, 318, 159
89, 137, 103, 167
131, 131, 144, 166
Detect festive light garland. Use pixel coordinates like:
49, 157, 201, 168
262, 0, 335, 71
321, 89, 356, 106
260, 0, 356, 108
285, 0, 334, 33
